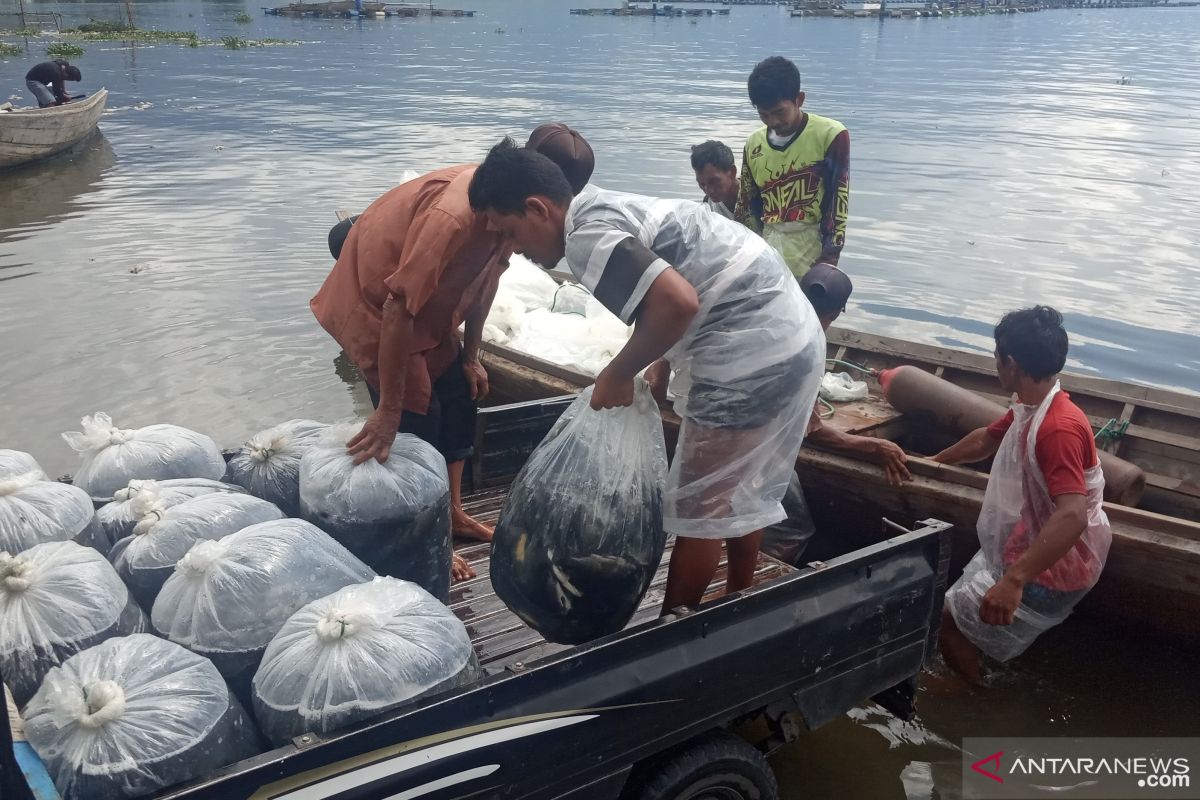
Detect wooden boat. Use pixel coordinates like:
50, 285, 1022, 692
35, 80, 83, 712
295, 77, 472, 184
476, 324, 1200, 641
0, 89, 108, 171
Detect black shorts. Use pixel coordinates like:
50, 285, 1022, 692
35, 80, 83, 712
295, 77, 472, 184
368, 355, 476, 462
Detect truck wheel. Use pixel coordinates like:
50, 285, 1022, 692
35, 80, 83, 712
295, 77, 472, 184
635, 731, 778, 800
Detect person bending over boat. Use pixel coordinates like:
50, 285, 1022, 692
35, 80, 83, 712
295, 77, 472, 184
735, 56, 849, 279
468, 138, 825, 614
312, 125, 595, 585
932, 306, 1112, 684
25, 60, 81, 108
690, 140, 738, 220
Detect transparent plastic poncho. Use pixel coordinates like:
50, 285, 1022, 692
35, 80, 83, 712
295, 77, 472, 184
22, 634, 260, 800
0, 541, 147, 708
0, 450, 105, 555
225, 419, 328, 516
945, 383, 1113, 662
563, 187, 825, 539
109, 492, 284, 611
96, 478, 247, 548
300, 429, 452, 602
151, 519, 375, 692
61, 413, 225, 500
253, 577, 479, 745
491, 382, 668, 645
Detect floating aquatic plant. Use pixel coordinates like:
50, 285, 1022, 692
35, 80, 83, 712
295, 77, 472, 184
46, 42, 85, 57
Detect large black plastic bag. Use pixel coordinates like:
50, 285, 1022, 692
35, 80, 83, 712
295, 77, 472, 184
150, 519, 375, 699
300, 428, 452, 602
22, 634, 260, 800
97, 478, 246, 547
61, 413, 225, 501
225, 420, 328, 516
759, 473, 816, 566
0, 541, 148, 708
0, 450, 107, 555
252, 577, 479, 746
491, 383, 668, 645
109, 492, 284, 611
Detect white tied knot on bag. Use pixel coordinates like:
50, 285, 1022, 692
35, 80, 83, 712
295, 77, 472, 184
113, 479, 158, 503
247, 431, 287, 464
0, 469, 47, 498
62, 413, 135, 455
77, 680, 126, 729
130, 488, 168, 536
315, 608, 373, 642
1, 551, 32, 593
178, 540, 228, 578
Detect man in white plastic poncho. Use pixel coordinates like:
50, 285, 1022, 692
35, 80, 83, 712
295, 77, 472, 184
468, 138, 826, 613
933, 306, 1112, 683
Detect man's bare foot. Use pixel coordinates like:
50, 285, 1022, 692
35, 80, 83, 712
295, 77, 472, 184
452, 509, 494, 543
938, 608, 984, 686
452, 552, 476, 582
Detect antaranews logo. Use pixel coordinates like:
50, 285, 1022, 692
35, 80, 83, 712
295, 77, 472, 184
963, 738, 1200, 799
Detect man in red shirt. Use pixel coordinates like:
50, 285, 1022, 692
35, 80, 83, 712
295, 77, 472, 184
932, 306, 1111, 683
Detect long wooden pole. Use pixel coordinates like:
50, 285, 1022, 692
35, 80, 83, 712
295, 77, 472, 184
18, 0, 27, 30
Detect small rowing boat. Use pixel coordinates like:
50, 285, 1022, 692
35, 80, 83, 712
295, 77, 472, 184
0, 88, 109, 171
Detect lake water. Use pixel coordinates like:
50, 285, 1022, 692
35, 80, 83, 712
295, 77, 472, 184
2, 2, 1200, 796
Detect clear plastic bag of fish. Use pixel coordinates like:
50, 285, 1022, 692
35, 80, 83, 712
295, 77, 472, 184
109, 492, 284, 611
61, 413, 226, 501
252, 577, 479, 745
151, 518, 374, 697
96, 478, 247, 548
300, 429, 452, 602
1, 541, 148, 708
1, 449, 107, 556
491, 382, 668, 645
224, 419, 328, 516
759, 473, 817, 566
22, 634, 260, 800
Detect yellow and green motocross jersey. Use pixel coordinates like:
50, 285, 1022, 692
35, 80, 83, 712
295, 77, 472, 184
735, 113, 849, 278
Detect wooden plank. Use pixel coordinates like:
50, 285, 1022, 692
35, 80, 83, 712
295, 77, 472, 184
480, 340, 594, 387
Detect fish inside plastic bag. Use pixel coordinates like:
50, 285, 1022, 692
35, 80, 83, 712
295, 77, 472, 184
759, 473, 817, 566
252, 577, 479, 745
0, 450, 107, 555
61, 413, 225, 500
0, 541, 148, 708
224, 419, 328, 516
96, 478, 247, 548
490, 382, 668, 644
22, 634, 260, 800
300, 428, 452, 602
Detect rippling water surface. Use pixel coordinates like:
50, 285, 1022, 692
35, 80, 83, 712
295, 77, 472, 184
2, 3, 1200, 794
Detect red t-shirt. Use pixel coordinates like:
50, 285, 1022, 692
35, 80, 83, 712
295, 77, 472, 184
986, 392, 1097, 498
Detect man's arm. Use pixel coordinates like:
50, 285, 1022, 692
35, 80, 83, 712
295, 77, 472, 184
347, 294, 414, 464
735, 143, 764, 234
979, 494, 1089, 625
932, 427, 1001, 465
817, 129, 850, 265
461, 264, 505, 400
591, 269, 699, 410
806, 407, 911, 486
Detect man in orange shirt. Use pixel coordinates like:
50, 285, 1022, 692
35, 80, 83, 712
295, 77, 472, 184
312, 126, 594, 583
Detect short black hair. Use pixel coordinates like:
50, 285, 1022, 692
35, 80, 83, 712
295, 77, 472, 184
994, 305, 1069, 381
690, 140, 735, 173
66, 66, 82, 81
748, 56, 801, 108
469, 137, 574, 215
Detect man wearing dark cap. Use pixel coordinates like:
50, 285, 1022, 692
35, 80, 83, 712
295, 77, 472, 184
525, 123, 595, 194
312, 125, 596, 586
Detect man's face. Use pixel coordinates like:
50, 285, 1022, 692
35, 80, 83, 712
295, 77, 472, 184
694, 164, 738, 208
485, 200, 566, 269
756, 94, 806, 138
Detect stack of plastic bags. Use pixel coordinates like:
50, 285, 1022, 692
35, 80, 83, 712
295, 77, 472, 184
22, 634, 260, 800
300, 429, 452, 602
96, 478, 247, 548
61, 413, 225, 500
0, 541, 147, 707
491, 383, 668, 644
109, 492, 284, 610
150, 519, 374, 696
225, 419, 328, 516
1, 450, 106, 555
252, 577, 478, 745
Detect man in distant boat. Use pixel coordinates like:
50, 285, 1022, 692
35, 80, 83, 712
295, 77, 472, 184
25, 60, 82, 108
312, 124, 594, 584
690, 140, 738, 220
932, 306, 1112, 683
736, 56, 849, 279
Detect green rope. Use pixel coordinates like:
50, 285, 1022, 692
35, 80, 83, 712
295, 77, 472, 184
1095, 418, 1129, 445
826, 358, 877, 377
818, 397, 837, 419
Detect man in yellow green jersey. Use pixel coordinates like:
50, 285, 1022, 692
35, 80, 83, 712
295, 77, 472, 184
736, 56, 849, 278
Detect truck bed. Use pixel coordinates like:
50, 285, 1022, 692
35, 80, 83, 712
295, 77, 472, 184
453, 487, 793, 671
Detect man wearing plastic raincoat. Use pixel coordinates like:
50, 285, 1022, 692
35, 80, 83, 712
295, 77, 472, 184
468, 138, 826, 613
933, 306, 1112, 683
